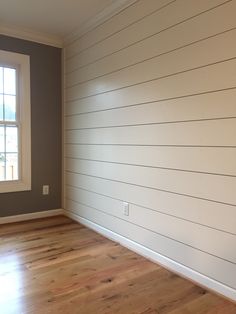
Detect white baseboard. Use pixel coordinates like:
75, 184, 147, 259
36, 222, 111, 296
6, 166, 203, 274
65, 210, 236, 302
0, 208, 64, 224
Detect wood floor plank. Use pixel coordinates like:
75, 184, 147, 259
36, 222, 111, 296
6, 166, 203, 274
0, 215, 235, 314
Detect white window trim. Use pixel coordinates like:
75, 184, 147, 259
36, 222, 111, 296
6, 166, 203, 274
0, 50, 31, 193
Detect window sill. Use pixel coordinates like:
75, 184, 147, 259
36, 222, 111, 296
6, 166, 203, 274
0, 180, 31, 193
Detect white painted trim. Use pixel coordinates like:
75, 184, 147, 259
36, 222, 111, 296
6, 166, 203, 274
65, 210, 236, 302
0, 208, 64, 224
64, 0, 138, 45
62, 48, 66, 209
0, 23, 63, 48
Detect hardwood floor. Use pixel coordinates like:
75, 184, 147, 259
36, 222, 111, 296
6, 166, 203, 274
0, 215, 235, 314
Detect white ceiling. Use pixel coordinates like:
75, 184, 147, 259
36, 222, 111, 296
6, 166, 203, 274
0, 0, 118, 41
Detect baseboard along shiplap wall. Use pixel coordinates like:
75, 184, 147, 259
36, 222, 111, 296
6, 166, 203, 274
65, 209, 236, 302
63, 0, 236, 301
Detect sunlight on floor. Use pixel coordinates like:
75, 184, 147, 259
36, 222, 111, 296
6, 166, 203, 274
0, 254, 24, 313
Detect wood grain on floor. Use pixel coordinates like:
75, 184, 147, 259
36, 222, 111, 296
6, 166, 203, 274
0, 215, 235, 314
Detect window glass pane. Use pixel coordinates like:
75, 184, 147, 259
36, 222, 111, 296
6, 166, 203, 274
4, 95, 16, 121
4, 68, 16, 95
6, 126, 18, 153
6, 153, 18, 180
0, 67, 3, 94
0, 125, 5, 152
0, 153, 5, 181
0, 94, 3, 121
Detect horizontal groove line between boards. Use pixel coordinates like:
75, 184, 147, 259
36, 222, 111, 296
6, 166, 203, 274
65, 143, 236, 148
65, 208, 236, 290
65, 170, 236, 207
64, 157, 236, 178
65, 116, 236, 130
65, 87, 236, 116
66, 57, 236, 102
65, 197, 236, 266
65, 27, 236, 87
65, 184, 236, 236
65, 0, 232, 72
65, 0, 176, 61
66, 0, 141, 47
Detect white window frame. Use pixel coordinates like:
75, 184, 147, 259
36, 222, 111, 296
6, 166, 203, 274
0, 50, 31, 193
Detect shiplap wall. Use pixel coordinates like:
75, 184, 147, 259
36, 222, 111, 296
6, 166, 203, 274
64, 0, 236, 297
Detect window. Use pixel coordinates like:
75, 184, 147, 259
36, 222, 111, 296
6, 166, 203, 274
0, 50, 31, 193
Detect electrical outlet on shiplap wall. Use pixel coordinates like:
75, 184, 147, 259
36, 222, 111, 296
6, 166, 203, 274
63, 0, 236, 301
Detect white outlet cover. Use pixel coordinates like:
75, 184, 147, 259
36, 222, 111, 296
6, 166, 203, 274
42, 185, 49, 195
123, 202, 129, 216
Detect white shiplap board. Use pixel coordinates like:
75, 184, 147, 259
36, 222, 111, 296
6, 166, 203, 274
64, 0, 236, 299
66, 119, 236, 147
65, 172, 236, 235
65, 59, 236, 114
66, 1, 236, 86
66, 28, 236, 98
65, 158, 236, 205
65, 89, 236, 127
65, 144, 236, 176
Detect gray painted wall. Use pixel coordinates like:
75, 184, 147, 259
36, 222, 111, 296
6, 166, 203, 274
0, 35, 62, 217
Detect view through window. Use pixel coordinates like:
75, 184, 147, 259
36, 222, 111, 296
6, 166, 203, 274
0, 66, 19, 181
